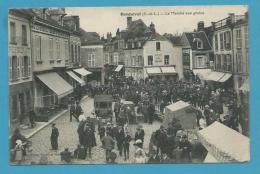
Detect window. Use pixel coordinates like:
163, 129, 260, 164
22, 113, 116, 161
104, 53, 109, 64
88, 54, 95, 67
164, 55, 169, 65
49, 38, 53, 60
10, 22, 16, 44
56, 39, 60, 60
22, 25, 27, 45
64, 41, 69, 61
138, 42, 142, 48
245, 26, 248, 48
226, 54, 232, 72
156, 42, 160, 51
74, 44, 78, 62
224, 31, 231, 50
78, 45, 80, 62
11, 56, 19, 80
236, 52, 243, 72
35, 35, 41, 61
220, 33, 224, 50
195, 56, 205, 68
137, 56, 142, 66
132, 42, 135, 49
22, 56, 29, 77
148, 56, 153, 66
71, 44, 74, 62
114, 53, 119, 65
197, 40, 203, 49
215, 55, 221, 71
214, 35, 218, 51
236, 29, 242, 48
132, 56, 136, 66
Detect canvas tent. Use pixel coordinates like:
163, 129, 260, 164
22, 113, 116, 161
198, 121, 250, 162
163, 100, 197, 129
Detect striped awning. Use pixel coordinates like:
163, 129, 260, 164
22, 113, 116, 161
66, 71, 86, 86
37, 72, 73, 99
145, 67, 162, 74
161, 66, 176, 74
115, 65, 124, 72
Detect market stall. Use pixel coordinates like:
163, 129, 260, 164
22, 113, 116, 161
163, 100, 197, 129
198, 121, 250, 163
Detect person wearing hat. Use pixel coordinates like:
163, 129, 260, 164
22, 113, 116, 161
155, 125, 167, 158
204, 105, 211, 126
134, 125, 145, 148
50, 123, 59, 150
69, 100, 76, 122
134, 139, 147, 163
123, 131, 132, 160
102, 132, 115, 163
75, 102, 83, 122
116, 126, 124, 157
179, 134, 192, 163
14, 139, 24, 163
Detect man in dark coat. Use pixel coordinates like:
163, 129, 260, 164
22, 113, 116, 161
155, 126, 168, 157
123, 131, 132, 160
82, 124, 95, 158
50, 123, 59, 150
102, 132, 115, 163
179, 135, 192, 163
134, 126, 145, 148
114, 101, 121, 123
77, 121, 85, 145
147, 103, 155, 124
28, 110, 36, 128
69, 101, 76, 122
60, 148, 72, 163
74, 144, 86, 159
75, 102, 82, 121
116, 126, 125, 156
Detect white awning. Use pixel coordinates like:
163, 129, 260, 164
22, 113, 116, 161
166, 100, 191, 112
160, 66, 177, 74
146, 67, 162, 75
204, 71, 226, 82
73, 68, 92, 76
192, 69, 212, 80
218, 73, 232, 82
66, 71, 86, 86
197, 122, 250, 162
37, 72, 73, 99
239, 78, 249, 92
115, 65, 124, 72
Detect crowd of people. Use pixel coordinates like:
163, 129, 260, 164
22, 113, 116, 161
10, 74, 246, 164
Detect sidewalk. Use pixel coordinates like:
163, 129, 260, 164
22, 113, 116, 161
10, 95, 89, 139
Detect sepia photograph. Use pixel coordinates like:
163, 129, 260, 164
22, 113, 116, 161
8, 5, 249, 165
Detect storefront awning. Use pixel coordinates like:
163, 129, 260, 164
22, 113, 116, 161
161, 67, 177, 74
66, 71, 86, 86
146, 67, 162, 75
115, 65, 124, 72
192, 69, 212, 80
204, 71, 226, 82
73, 68, 92, 76
37, 72, 73, 99
218, 73, 232, 82
239, 78, 249, 92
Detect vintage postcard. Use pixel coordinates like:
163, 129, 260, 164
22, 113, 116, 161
8, 5, 249, 165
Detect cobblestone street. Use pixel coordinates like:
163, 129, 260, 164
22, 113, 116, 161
24, 97, 161, 164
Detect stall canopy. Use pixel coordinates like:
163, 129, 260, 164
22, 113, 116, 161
37, 72, 73, 99
203, 71, 232, 82
115, 65, 124, 72
197, 121, 250, 162
161, 66, 176, 74
66, 71, 86, 86
163, 100, 197, 129
145, 67, 162, 75
239, 78, 249, 92
73, 68, 92, 76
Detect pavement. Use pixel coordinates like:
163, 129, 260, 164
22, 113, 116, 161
18, 96, 161, 165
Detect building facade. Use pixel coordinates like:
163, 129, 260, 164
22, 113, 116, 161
212, 13, 248, 91
181, 21, 213, 82
8, 10, 33, 123
81, 44, 105, 86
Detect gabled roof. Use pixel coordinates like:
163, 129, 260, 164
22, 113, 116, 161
80, 28, 103, 46
163, 34, 183, 46
183, 31, 212, 50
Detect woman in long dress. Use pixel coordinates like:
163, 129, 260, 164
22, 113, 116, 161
133, 139, 147, 163
14, 140, 24, 164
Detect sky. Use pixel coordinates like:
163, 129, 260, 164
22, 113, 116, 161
66, 5, 248, 37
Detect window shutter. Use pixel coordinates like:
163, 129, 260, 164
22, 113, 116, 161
28, 56, 31, 77
21, 56, 24, 77
9, 56, 12, 81
17, 56, 20, 79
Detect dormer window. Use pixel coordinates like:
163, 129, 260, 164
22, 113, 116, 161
138, 41, 142, 48
197, 39, 203, 49
132, 42, 135, 49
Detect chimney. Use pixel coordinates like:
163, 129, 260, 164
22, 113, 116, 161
116, 28, 120, 38
73, 16, 80, 31
211, 22, 216, 30
107, 32, 112, 40
197, 21, 204, 32
228, 13, 235, 24
150, 22, 155, 33
127, 16, 132, 29
245, 11, 248, 21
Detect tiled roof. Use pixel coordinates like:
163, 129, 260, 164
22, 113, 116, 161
183, 31, 212, 50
